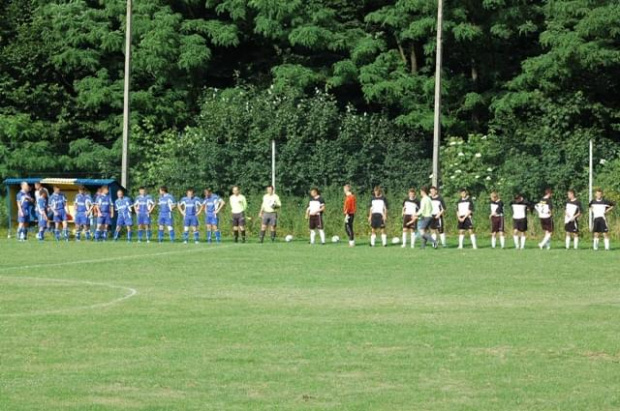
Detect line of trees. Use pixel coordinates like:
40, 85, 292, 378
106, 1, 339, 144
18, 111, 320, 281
1, 0, 619, 200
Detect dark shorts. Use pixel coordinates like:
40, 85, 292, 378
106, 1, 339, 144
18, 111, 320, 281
232, 212, 245, 227
430, 215, 444, 233
541, 217, 554, 233
565, 220, 579, 233
309, 215, 323, 230
370, 213, 385, 229
403, 215, 417, 229
457, 216, 474, 231
593, 217, 609, 233
491, 216, 504, 233
513, 218, 527, 233
262, 212, 277, 227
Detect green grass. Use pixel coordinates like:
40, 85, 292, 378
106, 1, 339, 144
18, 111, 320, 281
1, 238, 619, 410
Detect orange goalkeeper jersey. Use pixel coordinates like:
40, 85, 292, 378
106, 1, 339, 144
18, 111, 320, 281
344, 194, 357, 215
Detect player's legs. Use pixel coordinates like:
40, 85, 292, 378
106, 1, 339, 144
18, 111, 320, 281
380, 227, 387, 247
469, 228, 477, 249
458, 229, 465, 249
345, 214, 355, 246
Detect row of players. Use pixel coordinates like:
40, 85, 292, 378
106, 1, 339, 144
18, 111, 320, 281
14, 182, 615, 250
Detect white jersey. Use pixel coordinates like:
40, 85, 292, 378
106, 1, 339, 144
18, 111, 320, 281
589, 199, 614, 219
564, 199, 582, 223
370, 196, 387, 214
403, 198, 419, 215
535, 197, 553, 219
308, 196, 325, 215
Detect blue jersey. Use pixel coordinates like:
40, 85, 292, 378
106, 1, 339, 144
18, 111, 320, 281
180, 196, 202, 217
158, 194, 176, 216
115, 197, 133, 217
96, 194, 113, 214
203, 194, 221, 215
49, 193, 67, 211
75, 193, 93, 214
134, 195, 155, 215
16, 191, 33, 213
36, 197, 48, 216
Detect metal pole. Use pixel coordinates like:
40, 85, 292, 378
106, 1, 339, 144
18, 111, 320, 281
431, 0, 444, 188
589, 139, 593, 230
121, 0, 132, 188
271, 139, 276, 191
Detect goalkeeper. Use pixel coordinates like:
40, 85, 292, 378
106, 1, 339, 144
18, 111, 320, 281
259, 185, 282, 243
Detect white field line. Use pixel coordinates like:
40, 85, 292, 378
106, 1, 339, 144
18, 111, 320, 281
0, 276, 138, 317
0, 244, 233, 273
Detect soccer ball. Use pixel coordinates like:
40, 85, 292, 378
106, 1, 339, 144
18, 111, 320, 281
285, 235, 294, 242
391, 237, 400, 245
331, 235, 340, 243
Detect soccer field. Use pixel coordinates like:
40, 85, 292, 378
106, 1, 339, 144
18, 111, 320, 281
1, 240, 619, 410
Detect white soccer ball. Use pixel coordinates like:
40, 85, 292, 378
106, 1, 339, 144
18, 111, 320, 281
285, 234, 294, 242
331, 235, 340, 243
391, 237, 400, 245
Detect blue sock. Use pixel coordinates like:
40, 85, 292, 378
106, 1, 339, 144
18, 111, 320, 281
137, 230, 143, 241
170, 230, 175, 242
104, 230, 109, 240
54, 229, 60, 240
95, 230, 100, 241
39, 230, 45, 240
158, 230, 164, 242
62, 229, 68, 239
76, 230, 81, 240
183, 231, 189, 242
86, 230, 91, 240
114, 230, 120, 241
127, 231, 132, 242
207, 231, 212, 242
215, 231, 221, 243
147, 230, 152, 241
193, 231, 199, 242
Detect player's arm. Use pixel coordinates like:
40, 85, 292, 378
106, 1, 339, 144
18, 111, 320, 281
196, 201, 204, 216
148, 199, 155, 214
215, 199, 225, 214
382, 206, 387, 222
605, 202, 615, 214
275, 196, 282, 209
16, 199, 23, 217
305, 206, 310, 219
178, 202, 186, 216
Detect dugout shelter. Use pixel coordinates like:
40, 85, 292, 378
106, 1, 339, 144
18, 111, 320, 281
3, 178, 125, 236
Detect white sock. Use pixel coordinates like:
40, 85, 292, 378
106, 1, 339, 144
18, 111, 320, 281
593, 238, 599, 250
371, 234, 376, 246
604, 238, 610, 250
431, 233, 437, 242
520, 236, 526, 249
542, 233, 551, 247
500, 236, 505, 248
573, 237, 578, 249
310, 230, 316, 244
470, 234, 477, 249
402, 233, 407, 246
319, 230, 326, 244
565, 236, 570, 249
491, 236, 496, 248
381, 234, 387, 246
440, 233, 446, 246
411, 232, 416, 248
458, 234, 464, 248
513, 235, 519, 248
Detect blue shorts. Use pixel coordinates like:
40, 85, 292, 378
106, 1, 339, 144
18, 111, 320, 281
158, 214, 173, 227
18, 213, 30, 224
137, 214, 151, 225
116, 214, 133, 227
184, 215, 199, 227
38, 218, 47, 228
97, 214, 112, 226
205, 214, 219, 226
75, 213, 90, 226
53, 209, 67, 223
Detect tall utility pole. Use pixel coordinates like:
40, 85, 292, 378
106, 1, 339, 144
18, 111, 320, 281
431, 0, 444, 188
121, 0, 133, 188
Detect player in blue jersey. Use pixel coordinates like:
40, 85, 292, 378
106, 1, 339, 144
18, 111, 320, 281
179, 188, 202, 244
94, 185, 114, 241
35, 188, 49, 241
203, 188, 225, 243
114, 190, 133, 242
74, 186, 93, 241
157, 186, 176, 242
134, 187, 155, 243
16, 182, 34, 241
49, 185, 70, 241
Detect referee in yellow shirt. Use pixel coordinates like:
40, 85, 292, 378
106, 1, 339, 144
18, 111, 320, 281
229, 186, 248, 243
259, 185, 282, 243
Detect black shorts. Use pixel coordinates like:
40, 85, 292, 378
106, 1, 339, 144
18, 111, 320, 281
491, 216, 504, 233
403, 215, 417, 229
564, 220, 579, 233
541, 217, 554, 233
513, 218, 528, 233
430, 215, 444, 232
370, 213, 385, 229
309, 215, 323, 230
593, 217, 609, 233
232, 212, 245, 227
457, 216, 474, 231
